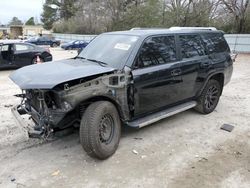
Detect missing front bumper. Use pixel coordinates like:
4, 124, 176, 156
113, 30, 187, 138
11, 105, 44, 138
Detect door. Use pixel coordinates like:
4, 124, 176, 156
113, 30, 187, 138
177, 34, 210, 100
0, 44, 15, 69
13, 44, 33, 67
132, 35, 181, 116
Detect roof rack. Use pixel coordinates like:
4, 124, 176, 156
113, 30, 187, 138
169, 27, 217, 31
130, 27, 167, 31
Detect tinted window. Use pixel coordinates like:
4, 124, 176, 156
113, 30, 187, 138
134, 36, 177, 69
15, 44, 29, 51
180, 35, 206, 58
202, 33, 230, 53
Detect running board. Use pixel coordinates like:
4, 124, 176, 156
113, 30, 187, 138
126, 101, 197, 128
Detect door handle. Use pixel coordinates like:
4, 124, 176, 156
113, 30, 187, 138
171, 69, 182, 76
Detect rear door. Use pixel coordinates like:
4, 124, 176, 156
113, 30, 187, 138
13, 44, 34, 67
177, 34, 210, 100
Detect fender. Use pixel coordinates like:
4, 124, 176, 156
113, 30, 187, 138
196, 70, 225, 97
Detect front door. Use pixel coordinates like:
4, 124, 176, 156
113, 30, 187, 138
132, 35, 182, 116
0, 44, 15, 69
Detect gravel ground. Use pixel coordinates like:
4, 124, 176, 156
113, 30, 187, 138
0, 50, 249, 188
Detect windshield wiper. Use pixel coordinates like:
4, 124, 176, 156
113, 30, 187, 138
86, 58, 108, 67
74, 56, 86, 60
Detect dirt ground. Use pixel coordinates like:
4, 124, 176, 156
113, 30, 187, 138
0, 50, 249, 188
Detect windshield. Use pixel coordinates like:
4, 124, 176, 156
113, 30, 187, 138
78, 34, 139, 69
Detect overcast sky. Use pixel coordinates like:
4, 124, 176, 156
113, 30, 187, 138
0, 0, 44, 24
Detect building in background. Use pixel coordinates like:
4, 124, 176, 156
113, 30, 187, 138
1, 25, 51, 39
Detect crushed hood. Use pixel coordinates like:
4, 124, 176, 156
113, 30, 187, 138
9, 59, 115, 89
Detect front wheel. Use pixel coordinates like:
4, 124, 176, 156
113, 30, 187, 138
194, 79, 222, 114
80, 101, 121, 159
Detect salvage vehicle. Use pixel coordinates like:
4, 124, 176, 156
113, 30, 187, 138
61, 40, 88, 50
26, 36, 61, 47
10, 27, 233, 159
0, 42, 52, 70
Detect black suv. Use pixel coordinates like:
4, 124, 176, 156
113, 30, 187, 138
10, 27, 233, 159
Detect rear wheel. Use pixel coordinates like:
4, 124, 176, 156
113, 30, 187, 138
31, 56, 44, 64
51, 43, 58, 47
79, 101, 121, 159
195, 79, 222, 114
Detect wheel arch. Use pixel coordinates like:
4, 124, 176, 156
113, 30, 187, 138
77, 95, 126, 121
198, 72, 225, 97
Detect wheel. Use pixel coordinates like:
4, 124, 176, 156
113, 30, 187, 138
51, 43, 58, 47
31, 56, 44, 64
80, 101, 121, 159
194, 79, 222, 114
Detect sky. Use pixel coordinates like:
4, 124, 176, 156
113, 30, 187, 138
0, 0, 44, 25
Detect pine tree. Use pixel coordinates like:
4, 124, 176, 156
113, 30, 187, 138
25, 17, 35, 25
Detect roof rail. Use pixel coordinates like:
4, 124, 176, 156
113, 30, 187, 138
169, 27, 217, 31
130, 27, 168, 31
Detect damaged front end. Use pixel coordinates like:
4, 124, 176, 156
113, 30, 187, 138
11, 68, 133, 139
13, 89, 74, 138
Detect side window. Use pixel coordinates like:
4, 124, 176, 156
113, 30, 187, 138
134, 35, 177, 69
202, 33, 230, 53
179, 35, 206, 58
15, 44, 29, 51
1, 45, 9, 52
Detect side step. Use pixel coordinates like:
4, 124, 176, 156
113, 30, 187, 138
126, 101, 197, 128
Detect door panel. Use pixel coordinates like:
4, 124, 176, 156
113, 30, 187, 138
177, 34, 208, 100
132, 66, 160, 115
132, 35, 182, 117
13, 44, 33, 67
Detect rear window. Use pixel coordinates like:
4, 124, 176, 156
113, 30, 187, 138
202, 33, 230, 53
179, 35, 206, 58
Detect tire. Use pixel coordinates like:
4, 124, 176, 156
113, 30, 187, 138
79, 101, 121, 159
194, 79, 222, 114
51, 43, 58, 47
31, 56, 44, 64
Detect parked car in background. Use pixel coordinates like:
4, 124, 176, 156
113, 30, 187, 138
26, 36, 61, 47
61, 40, 88, 50
0, 42, 52, 69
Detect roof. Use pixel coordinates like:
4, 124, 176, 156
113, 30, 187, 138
0, 40, 35, 46
105, 28, 223, 37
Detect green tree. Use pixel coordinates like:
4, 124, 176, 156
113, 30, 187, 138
9, 17, 23, 25
41, 0, 60, 30
25, 17, 35, 25
60, 0, 78, 20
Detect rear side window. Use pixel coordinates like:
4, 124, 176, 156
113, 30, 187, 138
15, 44, 30, 51
202, 33, 230, 53
134, 35, 177, 69
179, 35, 206, 58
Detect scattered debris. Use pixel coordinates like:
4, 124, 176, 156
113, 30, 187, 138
132, 150, 138, 155
220, 124, 234, 132
134, 137, 143, 140
4, 104, 13, 108
51, 170, 60, 176
198, 157, 208, 162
